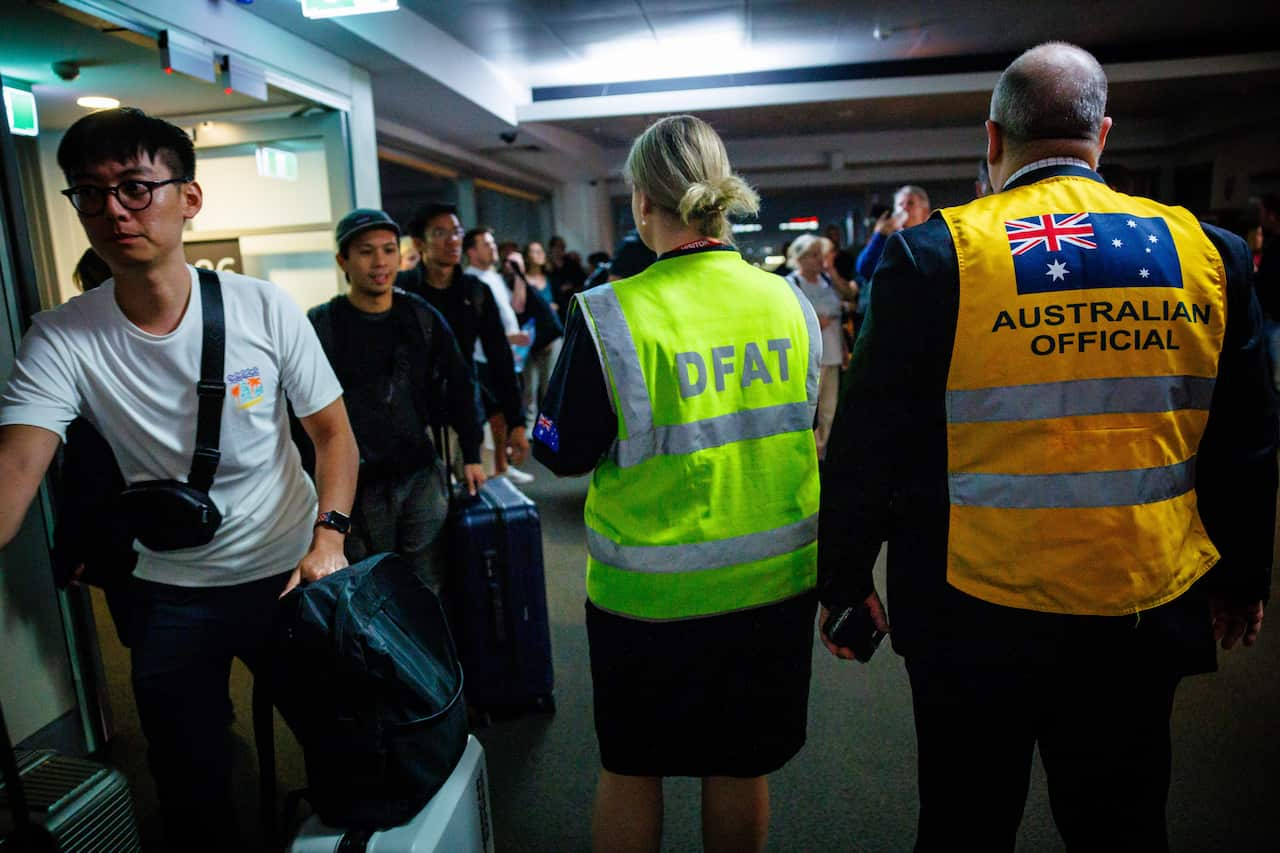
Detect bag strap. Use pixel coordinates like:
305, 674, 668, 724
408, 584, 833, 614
189, 268, 226, 494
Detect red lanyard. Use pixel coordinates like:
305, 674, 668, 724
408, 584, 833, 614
669, 238, 724, 253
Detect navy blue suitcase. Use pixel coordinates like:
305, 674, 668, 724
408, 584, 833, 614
451, 475, 555, 715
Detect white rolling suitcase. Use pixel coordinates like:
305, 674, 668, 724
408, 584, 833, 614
289, 735, 494, 853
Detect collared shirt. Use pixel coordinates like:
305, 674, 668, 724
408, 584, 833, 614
1002, 157, 1093, 189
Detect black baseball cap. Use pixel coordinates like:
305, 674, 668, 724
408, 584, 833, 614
335, 208, 399, 251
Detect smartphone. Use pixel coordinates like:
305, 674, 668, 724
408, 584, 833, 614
823, 603, 885, 662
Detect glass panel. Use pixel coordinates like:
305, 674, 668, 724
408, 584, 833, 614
189, 137, 331, 233
239, 230, 337, 311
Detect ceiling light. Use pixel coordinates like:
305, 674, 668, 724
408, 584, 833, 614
298, 0, 398, 19
76, 96, 120, 110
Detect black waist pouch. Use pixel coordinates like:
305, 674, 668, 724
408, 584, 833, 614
120, 480, 223, 551
121, 268, 228, 552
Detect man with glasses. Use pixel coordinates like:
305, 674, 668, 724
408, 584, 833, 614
0, 107, 358, 850
398, 204, 529, 475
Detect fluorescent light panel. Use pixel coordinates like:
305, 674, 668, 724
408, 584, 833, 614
298, 0, 398, 19
77, 96, 121, 109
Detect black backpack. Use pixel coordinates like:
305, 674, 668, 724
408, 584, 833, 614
271, 553, 467, 830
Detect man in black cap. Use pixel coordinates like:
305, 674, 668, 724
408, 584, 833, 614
310, 208, 484, 594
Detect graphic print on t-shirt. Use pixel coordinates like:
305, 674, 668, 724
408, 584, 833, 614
228, 366, 265, 409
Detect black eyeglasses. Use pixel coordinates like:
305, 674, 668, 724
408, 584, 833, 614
427, 226, 465, 241
60, 178, 191, 216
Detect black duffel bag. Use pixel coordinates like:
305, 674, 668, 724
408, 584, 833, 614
272, 552, 467, 830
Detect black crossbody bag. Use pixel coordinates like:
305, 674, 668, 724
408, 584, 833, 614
119, 267, 226, 551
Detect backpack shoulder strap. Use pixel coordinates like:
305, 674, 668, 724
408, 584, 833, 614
307, 296, 346, 367
394, 288, 436, 354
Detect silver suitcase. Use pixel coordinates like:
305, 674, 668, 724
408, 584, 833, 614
1, 749, 142, 852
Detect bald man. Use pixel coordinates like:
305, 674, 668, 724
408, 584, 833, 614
819, 42, 1276, 849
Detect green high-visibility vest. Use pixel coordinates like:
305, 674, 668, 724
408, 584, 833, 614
576, 246, 822, 621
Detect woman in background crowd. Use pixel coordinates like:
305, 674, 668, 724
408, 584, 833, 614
523, 240, 556, 313
786, 234, 843, 459
398, 235, 420, 272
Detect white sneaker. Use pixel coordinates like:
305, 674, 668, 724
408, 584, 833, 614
503, 466, 535, 485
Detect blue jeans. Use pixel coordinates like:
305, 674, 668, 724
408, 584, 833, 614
130, 570, 288, 851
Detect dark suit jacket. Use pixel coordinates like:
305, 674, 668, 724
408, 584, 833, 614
818, 164, 1278, 673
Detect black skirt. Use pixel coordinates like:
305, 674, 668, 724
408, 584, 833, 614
586, 591, 817, 778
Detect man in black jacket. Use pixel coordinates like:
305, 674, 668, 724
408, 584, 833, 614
315, 209, 484, 593
397, 203, 529, 472
818, 42, 1277, 851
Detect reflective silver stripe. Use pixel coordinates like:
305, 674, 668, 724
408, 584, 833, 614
784, 280, 822, 412
587, 513, 818, 573
579, 286, 652, 435
949, 457, 1195, 509
947, 375, 1216, 424
572, 292, 614, 413
614, 401, 815, 468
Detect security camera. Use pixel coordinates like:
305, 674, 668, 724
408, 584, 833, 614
52, 60, 80, 81
499, 131, 518, 145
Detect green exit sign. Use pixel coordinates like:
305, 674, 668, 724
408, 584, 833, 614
300, 0, 399, 19
3, 87, 38, 137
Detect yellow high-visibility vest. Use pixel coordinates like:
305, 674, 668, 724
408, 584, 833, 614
940, 174, 1227, 615
576, 246, 821, 620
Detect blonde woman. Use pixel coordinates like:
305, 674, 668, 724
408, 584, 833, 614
398, 234, 420, 271
530, 115, 822, 853
786, 233, 843, 458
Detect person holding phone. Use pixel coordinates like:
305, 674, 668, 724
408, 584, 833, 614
854, 184, 931, 283
818, 43, 1276, 851
532, 114, 822, 853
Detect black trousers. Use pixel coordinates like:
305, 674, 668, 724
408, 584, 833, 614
907, 632, 1181, 853
129, 571, 288, 851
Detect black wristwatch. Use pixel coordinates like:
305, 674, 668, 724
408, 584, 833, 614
314, 510, 351, 535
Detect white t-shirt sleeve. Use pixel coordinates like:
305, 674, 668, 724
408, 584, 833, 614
492, 281, 520, 335
270, 286, 343, 418
0, 314, 83, 441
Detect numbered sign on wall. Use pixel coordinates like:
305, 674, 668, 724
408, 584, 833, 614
184, 238, 243, 275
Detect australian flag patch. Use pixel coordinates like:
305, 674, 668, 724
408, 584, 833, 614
1005, 212, 1183, 295
533, 413, 560, 452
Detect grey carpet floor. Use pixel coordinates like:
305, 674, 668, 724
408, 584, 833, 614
92, 459, 1280, 851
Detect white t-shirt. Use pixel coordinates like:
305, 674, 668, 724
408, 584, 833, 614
464, 265, 519, 364
789, 271, 845, 367
0, 266, 343, 587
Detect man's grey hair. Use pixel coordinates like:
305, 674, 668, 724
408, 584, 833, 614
896, 185, 930, 206
989, 42, 1108, 143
